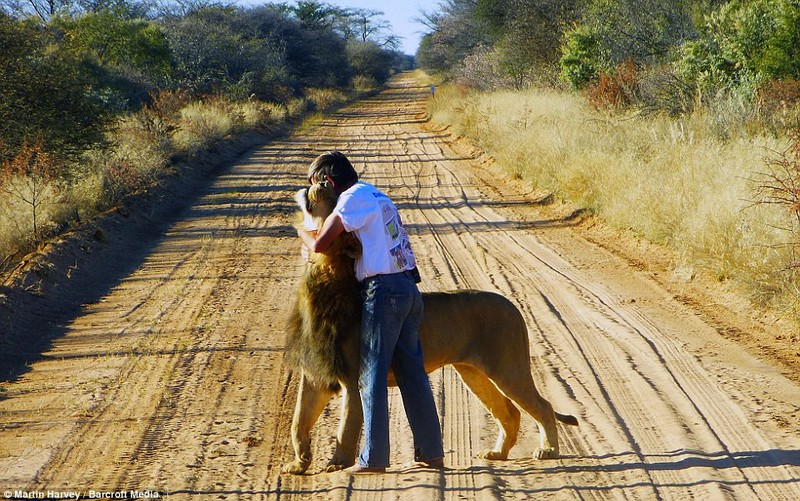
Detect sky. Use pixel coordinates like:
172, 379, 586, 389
318, 0, 439, 55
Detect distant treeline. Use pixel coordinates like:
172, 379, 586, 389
417, 0, 800, 123
0, 0, 412, 165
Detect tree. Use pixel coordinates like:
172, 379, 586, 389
416, 33, 447, 72
154, 0, 224, 19
415, 0, 492, 75
474, 0, 508, 40
494, 0, 582, 86
561, 25, 603, 89
165, 6, 262, 96
344, 8, 399, 49
676, 0, 800, 97
164, 5, 352, 98
50, 5, 172, 110
284, 7, 351, 89
54, 7, 170, 74
1, 141, 61, 244
416, 0, 581, 83
0, 14, 106, 163
1, 0, 76, 21
581, 0, 697, 65
291, 0, 339, 29
346, 39, 394, 83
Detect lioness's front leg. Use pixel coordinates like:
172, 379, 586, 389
324, 383, 363, 472
282, 372, 333, 475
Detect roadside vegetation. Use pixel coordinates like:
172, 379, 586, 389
418, 0, 800, 317
0, 0, 411, 273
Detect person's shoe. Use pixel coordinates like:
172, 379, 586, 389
347, 463, 386, 474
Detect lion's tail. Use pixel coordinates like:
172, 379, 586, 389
556, 412, 579, 426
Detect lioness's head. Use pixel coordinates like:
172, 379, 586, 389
295, 182, 339, 226
295, 182, 361, 259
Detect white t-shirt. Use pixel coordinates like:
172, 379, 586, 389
333, 181, 417, 282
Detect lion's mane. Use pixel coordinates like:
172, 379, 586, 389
285, 185, 362, 390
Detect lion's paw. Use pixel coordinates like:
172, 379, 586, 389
534, 447, 558, 459
282, 460, 310, 475
477, 450, 508, 460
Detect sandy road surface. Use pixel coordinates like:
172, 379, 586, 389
1, 73, 799, 499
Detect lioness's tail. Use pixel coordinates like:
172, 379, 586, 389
556, 412, 579, 426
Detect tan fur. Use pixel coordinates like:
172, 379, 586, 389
283, 183, 578, 474
286, 184, 361, 389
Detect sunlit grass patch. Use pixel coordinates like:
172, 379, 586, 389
429, 82, 797, 314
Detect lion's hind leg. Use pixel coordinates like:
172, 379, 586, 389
488, 369, 561, 459
453, 364, 521, 460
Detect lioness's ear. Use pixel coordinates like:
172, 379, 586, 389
294, 188, 310, 212
295, 188, 318, 231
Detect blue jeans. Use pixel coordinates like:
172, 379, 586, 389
357, 271, 444, 467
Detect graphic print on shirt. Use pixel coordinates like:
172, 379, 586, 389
379, 198, 413, 272
389, 243, 409, 271
386, 216, 400, 241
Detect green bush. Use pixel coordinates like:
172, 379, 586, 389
676, 0, 800, 98
582, 0, 696, 65
0, 14, 107, 163
345, 40, 394, 84
560, 26, 603, 89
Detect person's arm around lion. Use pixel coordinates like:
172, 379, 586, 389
297, 151, 444, 474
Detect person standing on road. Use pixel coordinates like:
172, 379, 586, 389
298, 151, 444, 474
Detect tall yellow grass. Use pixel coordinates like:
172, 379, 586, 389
429, 85, 797, 314
0, 89, 342, 268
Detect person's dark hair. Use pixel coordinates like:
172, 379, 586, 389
307, 151, 358, 188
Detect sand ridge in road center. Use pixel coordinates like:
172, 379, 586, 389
1, 73, 798, 499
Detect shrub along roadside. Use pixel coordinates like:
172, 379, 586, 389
427, 81, 799, 319
0, 86, 357, 277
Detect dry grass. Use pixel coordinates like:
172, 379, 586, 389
0, 90, 331, 271
429, 84, 798, 314
1, 142, 65, 262
173, 99, 240, 154
351, 75, 378, 93
305, 88, 349, 111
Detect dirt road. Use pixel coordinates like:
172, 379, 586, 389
1, 73, 799, 499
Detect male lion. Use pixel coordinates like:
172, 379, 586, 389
283, 183, 579, 475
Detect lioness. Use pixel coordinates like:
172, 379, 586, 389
283, 183, 578, 474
